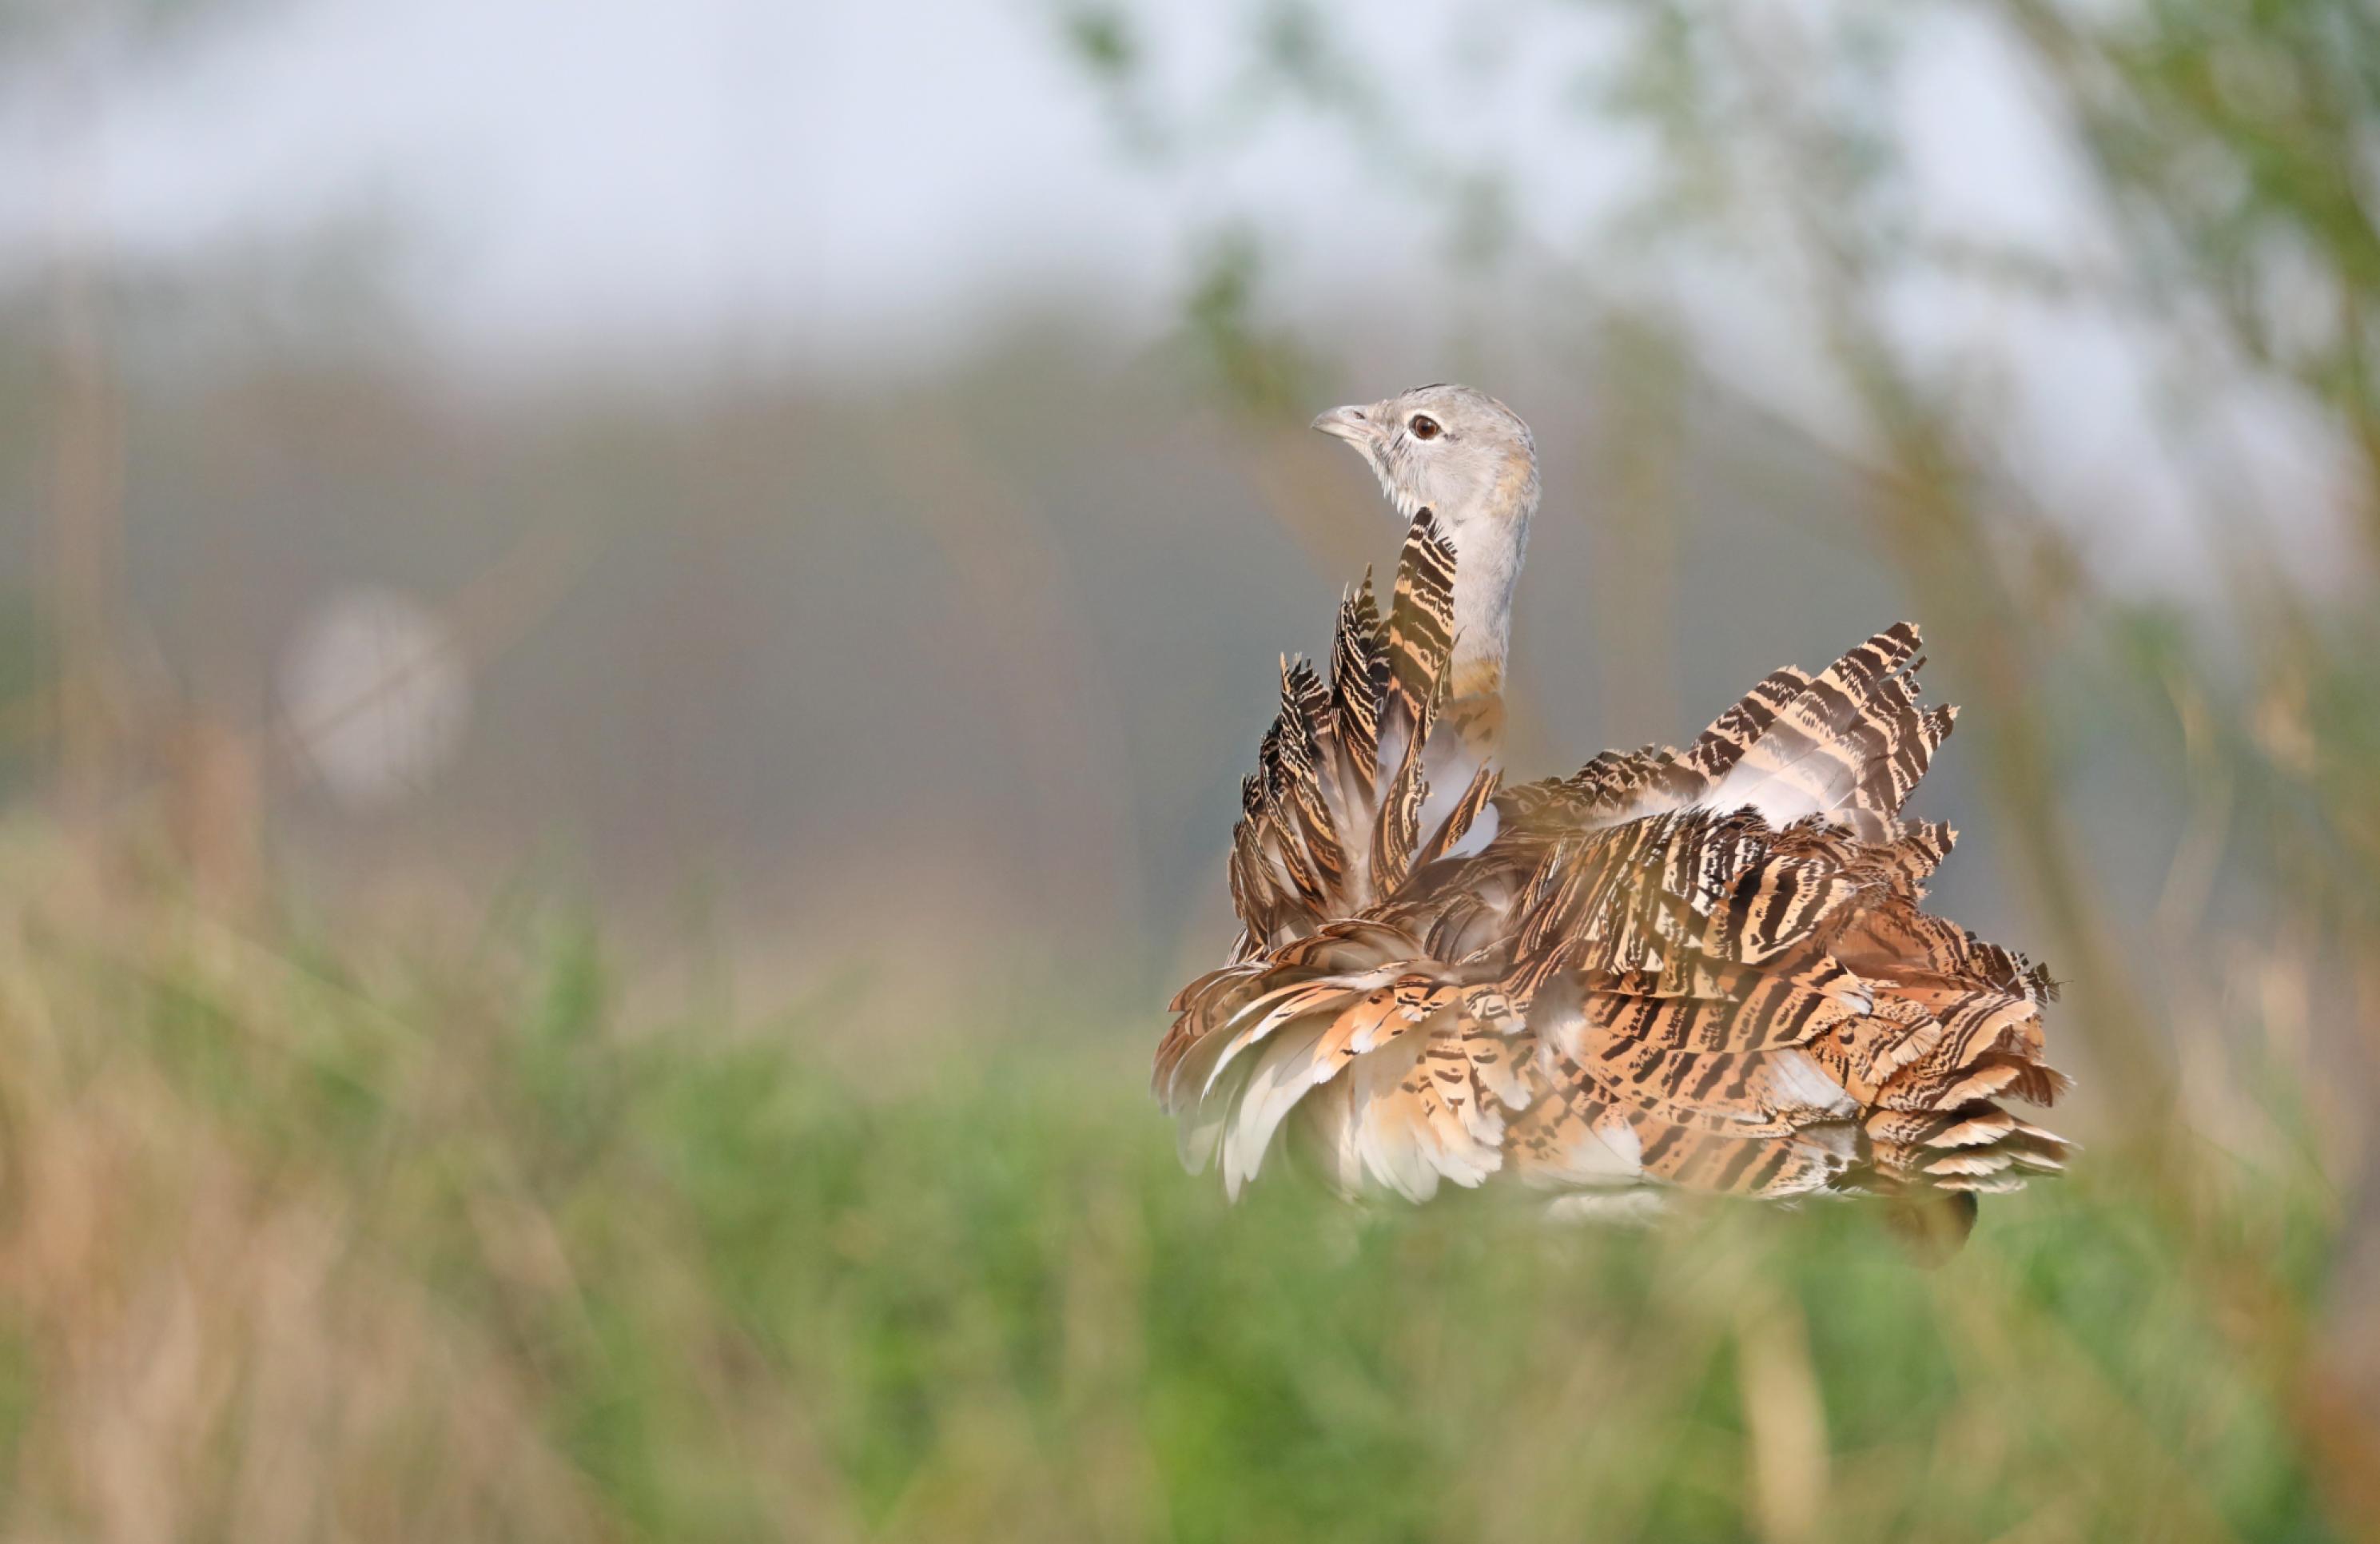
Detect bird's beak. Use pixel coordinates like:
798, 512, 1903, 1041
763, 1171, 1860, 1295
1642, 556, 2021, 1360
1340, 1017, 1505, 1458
1311, 404, 1375, 448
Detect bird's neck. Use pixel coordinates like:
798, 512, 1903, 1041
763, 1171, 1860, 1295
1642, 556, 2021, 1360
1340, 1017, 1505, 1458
1436, 495, 1534, 762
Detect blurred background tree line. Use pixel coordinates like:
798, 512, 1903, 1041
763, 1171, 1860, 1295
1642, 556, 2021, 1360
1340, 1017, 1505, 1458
0, 0, 2377, 1538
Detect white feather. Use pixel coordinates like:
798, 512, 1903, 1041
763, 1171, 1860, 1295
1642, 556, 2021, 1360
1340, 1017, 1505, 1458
1221, 1018, 1335, 1199
1765, 1049, 1859, 1120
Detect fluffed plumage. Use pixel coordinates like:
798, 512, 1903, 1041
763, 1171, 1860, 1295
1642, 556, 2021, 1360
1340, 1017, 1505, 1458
1158, 387, 2069, 1242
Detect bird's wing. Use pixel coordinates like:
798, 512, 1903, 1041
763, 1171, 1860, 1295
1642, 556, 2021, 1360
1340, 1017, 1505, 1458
1699, 622, 1956, 829
1493, 632, 2066, 1216
1502, 805, 2068, 1212
1171, 591, 2070, 1222
1485, 661, 1819, 834
1490, 625, 1953, 838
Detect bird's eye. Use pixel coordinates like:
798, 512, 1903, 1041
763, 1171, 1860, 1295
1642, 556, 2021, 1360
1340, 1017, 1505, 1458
1408, 415, 1442, 440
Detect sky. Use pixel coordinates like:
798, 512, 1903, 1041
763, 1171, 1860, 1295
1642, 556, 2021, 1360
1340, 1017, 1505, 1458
0, 0, 1158, 362
0, 0, 2354, 591
0, 0, 1686, 372
0, 0, 1403, 365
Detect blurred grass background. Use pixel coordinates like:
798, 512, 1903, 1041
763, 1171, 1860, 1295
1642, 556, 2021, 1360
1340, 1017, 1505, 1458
2, 0, 2379, 1538
0, 821, 2348, 1542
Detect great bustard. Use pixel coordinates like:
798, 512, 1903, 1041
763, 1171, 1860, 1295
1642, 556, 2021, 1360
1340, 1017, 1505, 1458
1156, 384, 2068, 1244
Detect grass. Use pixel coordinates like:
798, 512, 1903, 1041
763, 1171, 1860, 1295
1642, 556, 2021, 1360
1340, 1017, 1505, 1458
0, 824, 2350, 1542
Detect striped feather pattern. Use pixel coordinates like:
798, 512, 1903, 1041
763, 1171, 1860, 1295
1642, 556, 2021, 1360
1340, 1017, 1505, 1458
1383, 509, 1458, 731
1164, 519, 2069, 1242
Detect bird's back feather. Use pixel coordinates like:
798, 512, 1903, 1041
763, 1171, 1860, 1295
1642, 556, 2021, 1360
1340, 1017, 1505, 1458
1160, 530, 2068, 1232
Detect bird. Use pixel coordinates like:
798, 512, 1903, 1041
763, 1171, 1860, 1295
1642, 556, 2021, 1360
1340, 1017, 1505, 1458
1154, 384, 2069, 1246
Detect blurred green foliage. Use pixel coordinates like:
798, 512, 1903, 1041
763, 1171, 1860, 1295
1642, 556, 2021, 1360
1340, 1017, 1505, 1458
0, 830, 2346, 1541
1176, 229, 1327, 422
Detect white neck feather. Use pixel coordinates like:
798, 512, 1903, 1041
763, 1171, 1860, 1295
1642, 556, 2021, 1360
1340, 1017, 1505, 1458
1399, 476, 1535, 707
1448, 513, 1528, 688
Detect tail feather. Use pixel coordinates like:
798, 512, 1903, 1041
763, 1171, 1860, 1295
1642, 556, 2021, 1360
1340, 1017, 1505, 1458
1370, 511, 1464, 896
1681, 667, 1813, 783
1276, 660, 1347, 890
1221, 511, 1497, 945
1383, 509, 1458, 739
1409, 762, 1501, 873
1705, 623, 1949, 825
1329, 574, 1383, 802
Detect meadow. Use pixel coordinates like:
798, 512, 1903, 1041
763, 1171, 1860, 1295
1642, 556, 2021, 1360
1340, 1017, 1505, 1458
0, 818, 2352, 1542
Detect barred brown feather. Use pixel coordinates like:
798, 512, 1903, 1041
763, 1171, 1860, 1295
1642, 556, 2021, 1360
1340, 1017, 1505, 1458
1164, 390, 2068, 1248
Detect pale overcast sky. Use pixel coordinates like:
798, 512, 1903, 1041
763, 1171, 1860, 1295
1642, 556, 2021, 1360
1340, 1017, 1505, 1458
0, 0, 2351, 589
0, 0, 1677, 371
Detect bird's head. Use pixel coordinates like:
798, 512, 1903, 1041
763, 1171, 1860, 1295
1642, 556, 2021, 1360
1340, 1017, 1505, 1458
1311, 384, 1539, 541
